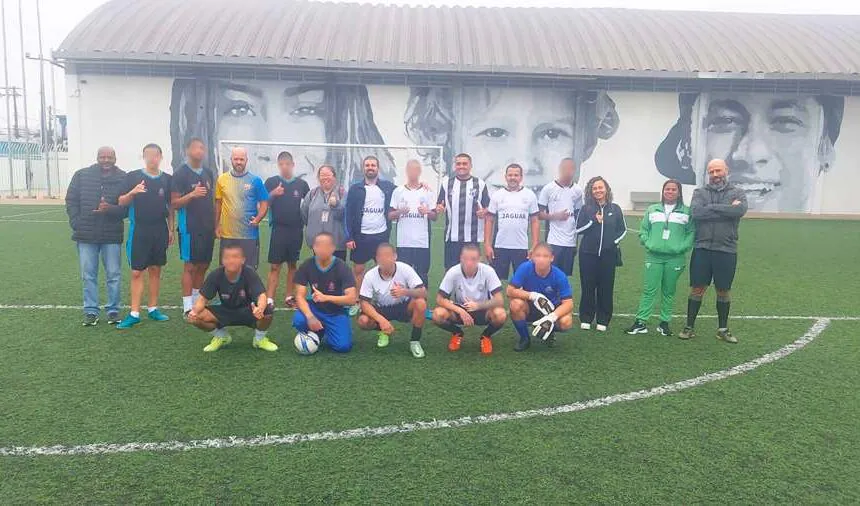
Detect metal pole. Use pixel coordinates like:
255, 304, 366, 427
35, 0, 49, 197
49, 49, 58, 193
1, 0, 15, 198
17, 0, 31, 196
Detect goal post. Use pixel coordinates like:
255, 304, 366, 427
216, 140, 445, 193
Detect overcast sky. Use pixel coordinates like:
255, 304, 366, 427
2, 0, 860, 132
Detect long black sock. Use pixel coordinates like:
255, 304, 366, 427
687, 296, 703, 328
481, 323, 503, 339
411, 325, 423, 342
716, 296, 731, 329
436, 321, 462, 335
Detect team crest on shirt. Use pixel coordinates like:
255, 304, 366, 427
293, 190, 300, 197
544, 286, 555, 295
239, 289, 246, 298
244, 183, 252, 191
158, 188, 164, 197
328, 281, 336, 291
469, 187, 478, 197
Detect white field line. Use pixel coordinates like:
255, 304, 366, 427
0, 304, 857, 321
0, 209, 63, 219
0, 218, 67, 223
0, 318, 831, 457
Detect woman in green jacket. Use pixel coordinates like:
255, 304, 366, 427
625, 180, 695, 336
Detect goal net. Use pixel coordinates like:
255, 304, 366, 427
216, 140, 445, 193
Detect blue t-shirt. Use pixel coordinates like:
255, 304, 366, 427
509, 261, 573, 306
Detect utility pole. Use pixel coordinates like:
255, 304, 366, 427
35, 0, 49, 197
10, 86, 19, 138
1, 0, 15, 198
18, 0, 32, 195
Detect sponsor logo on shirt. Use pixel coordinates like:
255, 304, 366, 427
499, 212, 527, 220
402, 212, 425, 219
363, 206, 385, 214
222, 294, 231, 300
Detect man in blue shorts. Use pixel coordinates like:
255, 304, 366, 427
292, 232, 358, 353
506, 243, 575, 351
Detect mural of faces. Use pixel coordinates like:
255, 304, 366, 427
656, 92, 844, 213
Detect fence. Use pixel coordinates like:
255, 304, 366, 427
0, 141, 70, 198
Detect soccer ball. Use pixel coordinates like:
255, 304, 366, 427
294, 331, 320, 355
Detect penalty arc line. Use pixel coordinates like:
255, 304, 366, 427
0, 318, 831, 457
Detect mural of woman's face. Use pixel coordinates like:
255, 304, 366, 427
459, 88, 575, 189
216, 81, 327, 181
701, 93, 825, 212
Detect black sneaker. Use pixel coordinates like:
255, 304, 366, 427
657, 321, 673, 337
106, 312, 121, 325
625, 320, 648, 335
514, 335, 531, 352
83, 314, 99, 326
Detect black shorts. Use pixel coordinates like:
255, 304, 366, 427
334, 250, 347, 261
445, 241, 475, 270
550, 244, 577, 276
690, 248, 738, 291
179, 230, 215, 265
397, 247, 430, 284
220, 238, 260, 270
127, 223, 168, 271
452, 308, 489, 326
207, 304, 273, 329
351, 231, 389, 265
268, 225, 303, 264
375, 301, 414, 323
492, 248, 528, 280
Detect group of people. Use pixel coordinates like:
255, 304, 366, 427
66, 139, 748, 357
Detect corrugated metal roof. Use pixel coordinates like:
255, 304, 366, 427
56, 0, 860, 79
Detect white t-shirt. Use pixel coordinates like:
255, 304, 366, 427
359, 261, 424, 307
487, 187, 539, 250
438, 263, 502, 305
391, 185, 434, 249
538, 181, 584, 247
360, 184, 387, 234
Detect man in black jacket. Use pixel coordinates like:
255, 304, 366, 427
680, 159, 748, 343
65, 147, 127, 326
344, 155, 396, 315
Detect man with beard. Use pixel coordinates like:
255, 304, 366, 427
215, 147, 269, 270
680, 159, 748, 343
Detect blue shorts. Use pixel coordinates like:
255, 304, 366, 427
292, 302, 353, 353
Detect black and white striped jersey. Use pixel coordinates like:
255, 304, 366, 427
437, 175, 491, 243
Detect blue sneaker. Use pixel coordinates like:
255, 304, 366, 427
148, 309, 170, 322
116, 314, 141, 329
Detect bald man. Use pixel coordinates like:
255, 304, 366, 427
214, 147, 269, 270
65, 147, 127, 326
680, 159, 748, 343
388, 159, 437, 284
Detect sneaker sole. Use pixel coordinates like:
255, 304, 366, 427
625, 328, 648, 335
716, 335, 738, 344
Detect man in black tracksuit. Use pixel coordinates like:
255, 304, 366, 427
344, 155, 396, 312
680, 159, 748, 343
65, 147, 127, 326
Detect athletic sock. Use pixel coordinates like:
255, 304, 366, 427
254, 329, 267, 341
436, 321, 462, 335
481, 322, 503, 339
148, 307, 158, 314
130, 311, 140, 318
686, 296, 702, 328
410, 326, 423, 342
513, 320, 529, 340
211, 327, 227, 338
267, 297, 274, 307
191, 288, 200, 304
182, 296, 193, 312
716, 297, 731, 329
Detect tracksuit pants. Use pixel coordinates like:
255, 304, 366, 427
634, 255, 686, 323
579, 252, 617, 326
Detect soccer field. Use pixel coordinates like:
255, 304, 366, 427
1, 205, 858, 504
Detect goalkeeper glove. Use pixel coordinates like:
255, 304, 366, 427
528, 292, 555, 316
531, 312, 558, 341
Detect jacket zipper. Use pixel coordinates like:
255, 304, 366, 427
597, 204, 605, 256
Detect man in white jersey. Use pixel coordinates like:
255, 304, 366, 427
484, 163, 540, 280
345, 156, 396, 315
388, 160, 437, 284
432, 243, 507, 356
357, 243, 428, 358
435, 153, 491, 269
538, 158, 584, 276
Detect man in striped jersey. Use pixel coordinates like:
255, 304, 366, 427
435, 153, 491, 269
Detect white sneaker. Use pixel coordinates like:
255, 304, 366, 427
410, 341, 425, 358
596, 324, 608, 332
580, 322, 592, 330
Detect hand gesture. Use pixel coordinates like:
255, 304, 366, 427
435, 202, 446, 214
461, 298, 481, 313
596, 210, 604, 224
94, 196, 110, 213
379, 319, 395, 335
251, 302, 266, 320
457, 306, 475, 326
311, 286, 329, 303
476, 207, 488, 219
308, 315, 324, 332
249, 216, 261, 227
270, 183, 285, 198
328, 194, 338, 207
131, 180, 147, 195
346, 240, 357, 250
390, 282, 408, 298
191, 182, 208, 198
732, 199, 742, 206
417, 203, 430, 216
484, 244, 495, 262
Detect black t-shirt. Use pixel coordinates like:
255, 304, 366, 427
121, 169, 172, 226
293, 256, 355, 315
200, 266, 266, 310
172, 164, 216, 233
265, 176, 310, 227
